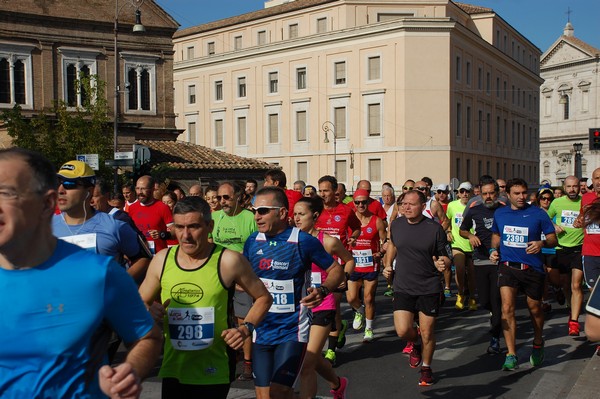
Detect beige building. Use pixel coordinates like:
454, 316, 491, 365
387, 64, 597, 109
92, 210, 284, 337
539, 22, 600, 186
173, 0, 542, 190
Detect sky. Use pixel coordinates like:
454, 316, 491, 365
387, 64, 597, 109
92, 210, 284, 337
156, 0, 600, 52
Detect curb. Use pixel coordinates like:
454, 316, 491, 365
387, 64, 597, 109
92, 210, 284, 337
567, 351, 600, 399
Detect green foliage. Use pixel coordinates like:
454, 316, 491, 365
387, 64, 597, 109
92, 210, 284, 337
1, 74, 114, 182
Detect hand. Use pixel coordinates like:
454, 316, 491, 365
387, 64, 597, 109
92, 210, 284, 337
489, 250, 499, 263
554, 225, 565, 235
149, 299, 169, 324
446, 231, 453, 243
98, 363, 142, 399
573, 217, 583, 228
300, 287, 323, 308
221, 326, 248, 350
432, 256, 446, 272
468, 234, 482, 248
526, 240, 543, 254
347, 237, 357, 247
382, 241, 389, 252
383, 266, 393, 279
148, 229, 160, 240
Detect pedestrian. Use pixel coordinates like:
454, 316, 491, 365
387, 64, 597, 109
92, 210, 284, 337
0, 148, 162, 397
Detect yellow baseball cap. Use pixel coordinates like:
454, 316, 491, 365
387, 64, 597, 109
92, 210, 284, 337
57, 160, 96, 184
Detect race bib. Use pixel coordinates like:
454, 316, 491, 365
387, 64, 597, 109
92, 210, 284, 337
454, 213, 463, 227
61, 233, 97, 253
561, 210, 579, 228
502, 225, 528, 248
587, 223, 600, 235
352, 249, 374, 268
167, 307, 215, 351
311, 272, 322, 287
147, 240, 156, 254
261, 278, 295, 313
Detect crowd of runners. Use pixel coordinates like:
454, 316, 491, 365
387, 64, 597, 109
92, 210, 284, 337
3, 147, 600, 398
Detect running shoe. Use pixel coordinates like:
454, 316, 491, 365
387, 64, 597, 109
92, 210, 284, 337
418, 366, 434, 386
237, 361, 253, 381
384, 286, 394, 297
337, 320, 348, 348
409, 344, 422, 368
530, 341, 544, 367
502, 354, 519, 371
487, 337, 501, 355
402, 341, 414, 354
324, 349, 336, 366
568, 320, 580, 336
330, 376, 348, 399
555, 287, 566, 306
468, 298, 478, 311
444, 287, 452, 298
363, 328, 374, 342
353, 310, 365, 330
455, 294, 466, 310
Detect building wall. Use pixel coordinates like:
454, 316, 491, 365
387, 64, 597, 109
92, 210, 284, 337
173, 0, 541, 189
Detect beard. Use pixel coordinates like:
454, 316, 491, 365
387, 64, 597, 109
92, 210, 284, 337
483, 199, 498, 209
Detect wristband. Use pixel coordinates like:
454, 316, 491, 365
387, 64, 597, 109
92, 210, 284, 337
159, 231, 170, 240
318, 285, 330, 297
489, 248, 498, 254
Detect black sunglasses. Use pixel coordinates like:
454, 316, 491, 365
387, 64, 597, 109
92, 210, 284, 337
402, 186, 413, 190
216, 195, 232, 201
437, 190, 449, 194
354, 200, 368, 206
459, 189, 470, 194
58, 178, 86, 190
252, 206, 282, 215
415, 186, 427, 191
540, 196, 552, 201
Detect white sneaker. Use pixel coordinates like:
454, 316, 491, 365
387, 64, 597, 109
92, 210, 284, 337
353, 311, 365, 330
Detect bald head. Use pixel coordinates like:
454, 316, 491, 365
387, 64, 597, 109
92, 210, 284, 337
188, 184, 202, 196
357, 180, 372, 192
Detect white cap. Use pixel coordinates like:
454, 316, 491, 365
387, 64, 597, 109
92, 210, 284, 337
433, 183, 449, 192
458, 181, 473, 191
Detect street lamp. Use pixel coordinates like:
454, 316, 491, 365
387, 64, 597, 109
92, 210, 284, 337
114, 0, 145, 192
322, 121, 337, 178
573, 142, 583, 179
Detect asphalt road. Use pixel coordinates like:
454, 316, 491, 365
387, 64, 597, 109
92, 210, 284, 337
136, 276, 597, 399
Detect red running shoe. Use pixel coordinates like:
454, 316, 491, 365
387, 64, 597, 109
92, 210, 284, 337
418, 366, 434, 386
409, 344, 422, 368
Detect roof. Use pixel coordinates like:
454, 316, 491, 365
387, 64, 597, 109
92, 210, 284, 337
136, 139, 277, 171
174, 0, 338, 38
454, 2, 493, 14
561, 35, 600, 57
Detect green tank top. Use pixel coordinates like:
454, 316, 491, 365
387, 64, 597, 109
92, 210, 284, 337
159, 244, 235, 385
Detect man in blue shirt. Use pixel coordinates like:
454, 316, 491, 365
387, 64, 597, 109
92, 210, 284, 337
0, 148, 161, 398
244, 187, 344, 399
490, 178, 557, 371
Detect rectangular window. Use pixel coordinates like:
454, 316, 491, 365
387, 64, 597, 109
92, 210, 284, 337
486, 72, 491, 94
296, 110, 307, 141
496, 77, 500, 97
126, 65, 152, 111
334, 61, 346, 85
187, 121, 196, 144
466, 61, 471, 85
336, 160, 347, 183
207, 42, 215, 56
237, 116, 247, 146
317, 17, 327, 33
456, 158, 461, 180
368, 103, 381, 136
477, 67, 482, 90
215, 119, 223, 147
504, 118, 507, 145
486, 113, 491, 142
268, 113, 279, 143
234, 36, 242, 50
257, 30, 266, 45
269, 72, 278, 93
368, 159, 382, 182
368, 56, 381, 81
296, 67, 307, 90
289, 24, 298, 39
456, 103, 462, 136
503, 81, 507, 100
496, 116, 501, 144
478, 160, 482, 179
456, 56, 461, 81
478, 110, 482, 140
186, 46, 194, 60
486, 160, 491, 175
466, 159, 471, 181
334, 107, 346, 139
188, 85, 196, 104
466, 106, 471, 138
238, 77, 246, 98
297, 161, 308, 182
215, 81, 223, 101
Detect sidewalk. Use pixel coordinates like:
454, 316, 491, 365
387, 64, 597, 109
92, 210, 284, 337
567, 350, 599, 399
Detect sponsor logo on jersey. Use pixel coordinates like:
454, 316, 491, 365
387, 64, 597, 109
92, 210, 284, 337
170, 283, 204, 304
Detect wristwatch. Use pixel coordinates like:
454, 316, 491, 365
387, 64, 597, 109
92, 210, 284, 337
242, 321, 255, 336
318, 285, 330, 297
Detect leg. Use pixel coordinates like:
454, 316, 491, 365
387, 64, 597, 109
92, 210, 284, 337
500, 286, 518, 354
453, 250, 466, 295
417, 312, 437, 366
571, 268, 584, 322
526, 295, 545, 345
346, 279, 362, 311
393, 310, 419, 342
253, 344, 274, 399
300, 321, 336, 399
466, 255, 477, 299
363, 278, 378, 321
270, 341, 307, 399
487, 266, 503, 339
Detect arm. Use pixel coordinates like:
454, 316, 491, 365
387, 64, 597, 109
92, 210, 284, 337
489, 233, 500, 262
138, 250, 168, 323
459, 212, 481, 247
323, 234, 355, 275
376, 217, 387, 259
433, 200, 450, 231
301, 261, 344, 308
527, 232, 558, 254
382, 231, 397, 280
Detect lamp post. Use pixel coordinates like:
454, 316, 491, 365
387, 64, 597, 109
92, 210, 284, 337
573, 142, 583, 179
322, 121, 336, 178
114, 0, 145, 192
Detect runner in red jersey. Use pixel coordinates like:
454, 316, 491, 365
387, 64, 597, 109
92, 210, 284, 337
347, 180, 388, 229
575, 168, 600, 288
346, 189, 387, 343
316, 175, 361, 366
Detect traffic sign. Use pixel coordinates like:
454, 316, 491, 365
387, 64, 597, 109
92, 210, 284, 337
114, 151, 134, 160
76, 154, 99, 170
105, 159, 135, 167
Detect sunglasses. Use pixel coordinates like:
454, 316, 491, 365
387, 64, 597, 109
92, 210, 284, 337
402, 186, 413, 190
354, 200, 368, 206
216, 195, 233, 201
415, 186, 427, 191
437, 190, 449, 194
459, 189, 470, 194
540, 196, 552, 201
58, 179, 86, 190
252, 206, 282, 215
